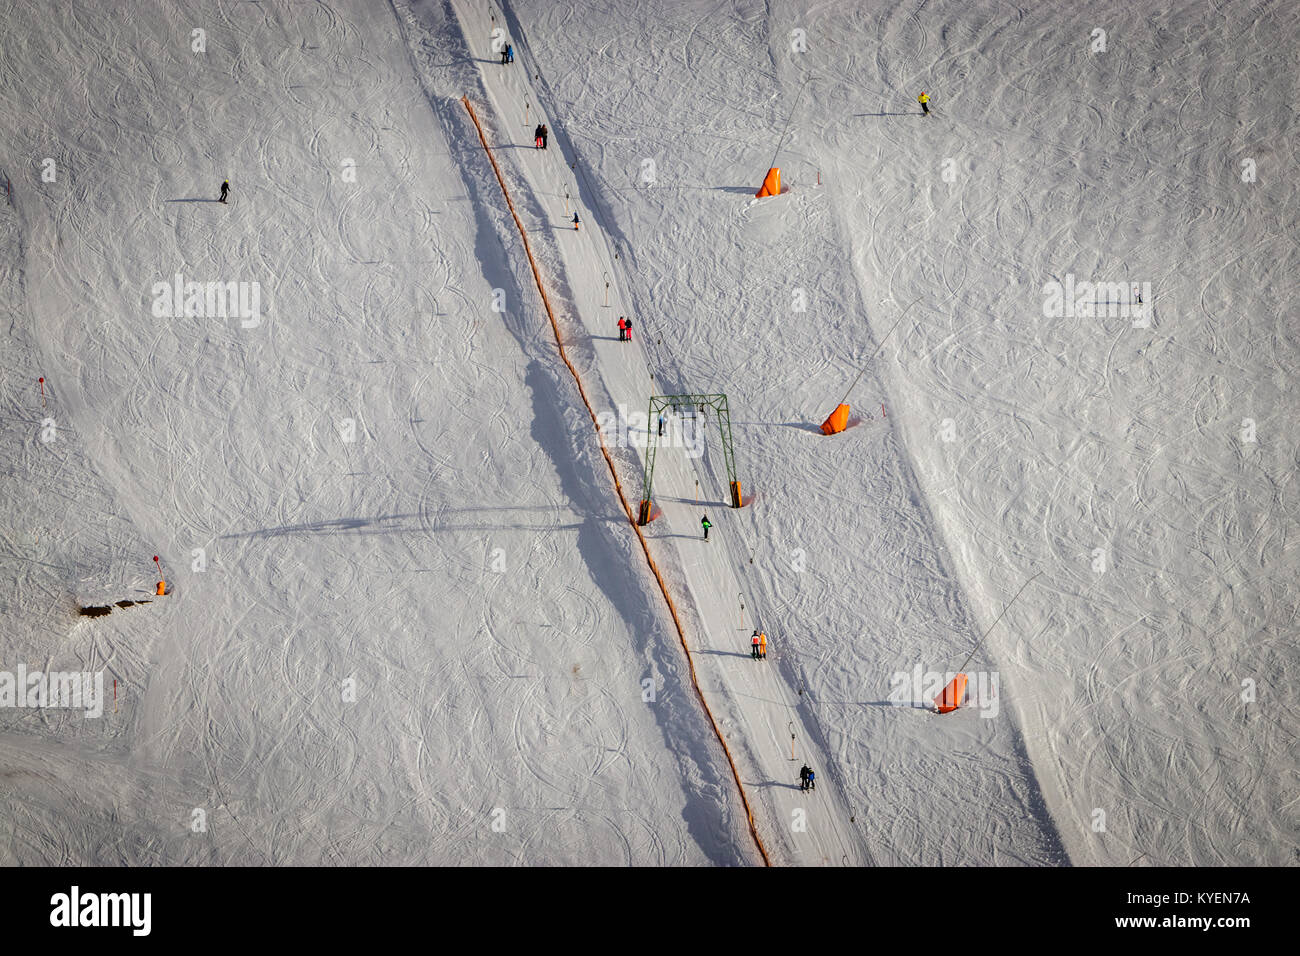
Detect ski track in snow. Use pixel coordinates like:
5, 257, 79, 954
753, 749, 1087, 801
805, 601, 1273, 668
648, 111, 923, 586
0, 0, 1296, 867
501, 0, 1299, 866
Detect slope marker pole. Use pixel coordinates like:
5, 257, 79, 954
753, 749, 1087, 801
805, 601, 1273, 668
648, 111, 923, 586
832, 296, 919, 409
952, 571, 1043, 674
767, 78, 809, 173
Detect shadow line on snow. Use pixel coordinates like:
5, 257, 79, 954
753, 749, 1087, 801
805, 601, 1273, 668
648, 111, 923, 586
218, 512, 620, 539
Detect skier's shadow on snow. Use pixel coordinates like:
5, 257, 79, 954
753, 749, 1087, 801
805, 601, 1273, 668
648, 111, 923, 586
751, 780, 805, 792
854, 112, 915, 117
718, 186, 758, 195
165, 198, 221, 203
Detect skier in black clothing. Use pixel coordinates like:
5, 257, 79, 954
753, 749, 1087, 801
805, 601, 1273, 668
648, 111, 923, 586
657, 414, 665, 437
799, 765, 810, 791
540, 123, 548, 149
219, 179, 229, 204
623, 317, 632, 342
534, 124, 545, 149
701, 514, 711, 540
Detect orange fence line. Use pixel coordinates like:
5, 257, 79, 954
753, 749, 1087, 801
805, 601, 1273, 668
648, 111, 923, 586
461, 96, 770, 866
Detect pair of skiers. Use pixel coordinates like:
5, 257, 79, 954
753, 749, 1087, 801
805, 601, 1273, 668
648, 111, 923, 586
500, 43, 514, 65
799, 765, 816, 791
617, 316, 633, 341
533, 123, 548, 149
750, 630, 767, 660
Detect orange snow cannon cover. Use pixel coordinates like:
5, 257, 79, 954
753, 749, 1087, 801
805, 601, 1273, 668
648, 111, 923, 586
755, 167, 781, 198
820, 403, 850, 435
156, 581, 166, 596
934, 673, 968, 713
730, 480, 743, 509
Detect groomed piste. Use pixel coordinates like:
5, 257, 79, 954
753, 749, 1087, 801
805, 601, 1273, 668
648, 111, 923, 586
0, 0, 1295, 867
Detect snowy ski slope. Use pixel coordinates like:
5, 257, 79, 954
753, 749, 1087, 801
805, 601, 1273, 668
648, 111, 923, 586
0, 0, 754, 865
500, 0, 1300, 865
1, 0, 1295, 867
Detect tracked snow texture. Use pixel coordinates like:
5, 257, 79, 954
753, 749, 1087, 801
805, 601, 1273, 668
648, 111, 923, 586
0, 0, 754, 866
500, 0, 1300, 866
1, 0, 1296, 867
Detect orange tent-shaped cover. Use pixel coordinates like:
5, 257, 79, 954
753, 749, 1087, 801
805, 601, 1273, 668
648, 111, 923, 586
755, 167, 781, 198
933, 673, 968, 713
820, 404, 850, 434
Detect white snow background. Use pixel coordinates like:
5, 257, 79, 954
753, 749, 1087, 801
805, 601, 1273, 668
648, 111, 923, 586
0, 0, 1295, 865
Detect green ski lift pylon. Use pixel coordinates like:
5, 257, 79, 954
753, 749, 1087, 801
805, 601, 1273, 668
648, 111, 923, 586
639, 394, 742, 526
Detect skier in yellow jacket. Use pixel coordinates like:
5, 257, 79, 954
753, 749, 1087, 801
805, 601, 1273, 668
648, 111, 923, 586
918, 91, 930, 116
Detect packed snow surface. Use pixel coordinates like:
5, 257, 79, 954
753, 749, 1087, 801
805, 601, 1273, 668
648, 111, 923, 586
1, 0, 1295, 865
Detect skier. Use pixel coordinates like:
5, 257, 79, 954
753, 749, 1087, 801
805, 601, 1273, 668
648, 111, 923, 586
807, 768, 816, 791
507, 43, 514, 63
623, 317, 632, 342
534, 124, 544, 149
617, 317, 626, 341
751, 630, 760, 660
219, 179, 229, 204
759, 631, 767, 660
572, 212, 580, 231
657, 414, 665, 437
918, 91, 930, 116
799, 765, 810, 791
701, 514, 711, 540
540, 123, 548, 149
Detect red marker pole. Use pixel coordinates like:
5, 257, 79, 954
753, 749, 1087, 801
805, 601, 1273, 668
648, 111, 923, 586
38, 376, 45, 407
